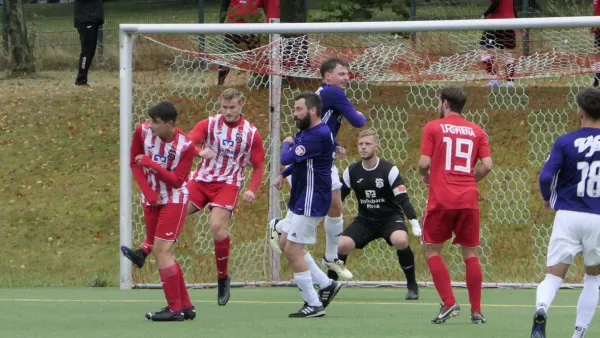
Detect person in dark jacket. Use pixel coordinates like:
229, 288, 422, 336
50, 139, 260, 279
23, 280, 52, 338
74, 0, 104, 86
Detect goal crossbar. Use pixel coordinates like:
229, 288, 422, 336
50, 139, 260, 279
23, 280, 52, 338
120, 17, 600, 35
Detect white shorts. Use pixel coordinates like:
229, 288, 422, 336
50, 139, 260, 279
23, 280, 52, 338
547, 210, 600, 267
285, 164, 342, 191
280, 210, 323, 245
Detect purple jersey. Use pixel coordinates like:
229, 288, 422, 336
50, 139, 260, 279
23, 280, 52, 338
540, 128, 600, 215
281, 122, 335, 217
316, 83, 366, 142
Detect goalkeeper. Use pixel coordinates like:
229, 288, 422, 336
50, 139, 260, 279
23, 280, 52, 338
332, 129, 422, 300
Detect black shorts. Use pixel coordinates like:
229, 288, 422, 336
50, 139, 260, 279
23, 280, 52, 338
342, 214, 408, 249
224, 34, 260, 50
480, 30, 516, 50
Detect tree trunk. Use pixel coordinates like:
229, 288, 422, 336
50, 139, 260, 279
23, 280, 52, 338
280, 0, 309, 76
6, 0, 35, 76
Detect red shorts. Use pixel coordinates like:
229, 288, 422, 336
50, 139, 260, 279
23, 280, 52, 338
188, 180, 241, 212
143, 203, 187, 242
422, 209, 480, 247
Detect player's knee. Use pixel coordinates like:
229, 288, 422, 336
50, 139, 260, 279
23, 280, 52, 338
279, 233, 287, 252
423, 243, 442, 259
338, 236, 355, 254
461, 246, 478, 260
328, 193, 342, 217
391, 231, 409, 250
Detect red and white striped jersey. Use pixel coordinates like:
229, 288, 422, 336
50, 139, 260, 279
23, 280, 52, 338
189, 114, 265, 189
130, 123, 196, 205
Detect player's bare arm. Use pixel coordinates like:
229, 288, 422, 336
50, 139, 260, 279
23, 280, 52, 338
243, 130, 266, 203
417, 155, 432, 185
474, 157, 493, 182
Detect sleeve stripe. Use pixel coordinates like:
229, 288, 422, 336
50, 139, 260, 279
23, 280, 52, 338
343, 166, 351, 188
388, 166, 400, 186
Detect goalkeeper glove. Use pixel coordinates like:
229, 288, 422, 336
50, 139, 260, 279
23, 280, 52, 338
408, 219, 422, 237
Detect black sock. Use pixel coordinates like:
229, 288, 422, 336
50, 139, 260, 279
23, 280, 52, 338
397, 246, 417, 288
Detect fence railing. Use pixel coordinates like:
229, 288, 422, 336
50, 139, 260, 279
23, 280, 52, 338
0, 0, 596, 69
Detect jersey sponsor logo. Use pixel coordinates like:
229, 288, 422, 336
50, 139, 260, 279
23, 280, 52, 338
167, 149, 176, 161
295, 145, 306, 156
574, 135, 600, 157
440, 124, 476, 137
375, 178, 384, 188
221, 139, 235, 158
365, 190, 376, 198
152, 154, 167, 168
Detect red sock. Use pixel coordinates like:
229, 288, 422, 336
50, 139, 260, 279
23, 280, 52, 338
159, 264, 181, 312
427, 255, 455, 307
175, 261, 193, 309
465, 256, 482, 313
214, 236, 230, 280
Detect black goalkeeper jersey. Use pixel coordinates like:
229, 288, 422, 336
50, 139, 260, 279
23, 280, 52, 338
341, 158, 408, 220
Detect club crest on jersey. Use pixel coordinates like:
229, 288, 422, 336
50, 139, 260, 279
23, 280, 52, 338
235, 133, 243, 144
295, 145, 306, 156
167, 149, 176, 161
221, 139, 235, 158
375, 178, 384, 188
152, 154, 167, 168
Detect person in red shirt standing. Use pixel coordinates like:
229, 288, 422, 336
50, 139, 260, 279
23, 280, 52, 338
186, 88, 266, 306
217, 0, 275, 85
121, 101, 202, 321
480, 0, 517, 88
418, 87, 494, 324
593, 0, 600, 87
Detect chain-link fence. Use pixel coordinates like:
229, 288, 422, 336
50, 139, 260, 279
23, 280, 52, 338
0, 0, 596, 70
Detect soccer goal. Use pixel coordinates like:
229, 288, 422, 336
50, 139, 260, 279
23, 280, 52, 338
119, 16, 600, 290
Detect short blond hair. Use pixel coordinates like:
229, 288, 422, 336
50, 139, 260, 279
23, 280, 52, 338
358, 129, 379, 144
220, 88, 244, 102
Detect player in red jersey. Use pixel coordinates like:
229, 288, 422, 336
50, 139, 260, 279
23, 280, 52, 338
121, 101, 203, 321
593, 0, 600, 87
187, 88, 266, 306
418, 87, 494, 324
217, 0, 266, 85
480, 0, 517, 88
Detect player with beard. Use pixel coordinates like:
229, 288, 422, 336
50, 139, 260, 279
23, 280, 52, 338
273, 92, 342, 317
418, 87, 493, 324
270, 58, 365, 282
334, 129, 422, 300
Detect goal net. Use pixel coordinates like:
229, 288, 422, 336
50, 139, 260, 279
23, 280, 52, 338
119, 17, 600, 290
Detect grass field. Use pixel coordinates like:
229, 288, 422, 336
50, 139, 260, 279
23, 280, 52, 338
0, 287, 594, 337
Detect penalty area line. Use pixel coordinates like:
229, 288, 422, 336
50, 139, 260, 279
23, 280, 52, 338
0, 298, 585, 308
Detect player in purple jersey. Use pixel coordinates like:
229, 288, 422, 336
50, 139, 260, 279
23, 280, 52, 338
276, 92, 342, 318
531, 88, 600, 338
270, 58, 366, 281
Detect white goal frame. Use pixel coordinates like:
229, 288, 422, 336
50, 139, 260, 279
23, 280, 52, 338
119, 16, 600, 290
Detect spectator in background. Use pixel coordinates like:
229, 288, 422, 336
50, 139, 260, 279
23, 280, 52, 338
74, 0, 104, 86
480, 0, 516, 88
593, 0, 600, 87
217, 0, 279, 86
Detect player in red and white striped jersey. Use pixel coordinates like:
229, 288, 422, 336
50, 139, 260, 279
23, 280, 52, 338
187, 88, 266, 306
121, 102, 213, 321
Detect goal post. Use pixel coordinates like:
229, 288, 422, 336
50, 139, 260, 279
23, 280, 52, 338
119, 16, 600, 290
